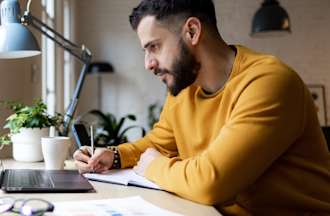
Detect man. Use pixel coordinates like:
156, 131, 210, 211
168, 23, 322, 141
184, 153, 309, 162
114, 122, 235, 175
74, 0, 330, 215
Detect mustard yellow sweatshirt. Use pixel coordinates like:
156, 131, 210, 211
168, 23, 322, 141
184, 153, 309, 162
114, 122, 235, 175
118, 45, 330, 215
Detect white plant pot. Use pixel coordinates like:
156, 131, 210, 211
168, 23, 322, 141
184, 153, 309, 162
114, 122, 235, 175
11, 128, 50, 162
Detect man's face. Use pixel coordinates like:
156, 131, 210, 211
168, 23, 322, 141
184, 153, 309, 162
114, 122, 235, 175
137, 16, 199, 96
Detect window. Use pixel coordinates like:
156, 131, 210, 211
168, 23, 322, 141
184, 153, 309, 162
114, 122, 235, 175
63, 0, 75, 111
41, 0, 56, 115
41, 0, 75, 116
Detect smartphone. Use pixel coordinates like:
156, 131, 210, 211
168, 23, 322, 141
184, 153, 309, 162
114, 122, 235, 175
72, 123, 90, 147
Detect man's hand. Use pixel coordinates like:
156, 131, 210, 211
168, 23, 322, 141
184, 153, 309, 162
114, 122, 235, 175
73, 147, 114, 173
133, 148, 162, 176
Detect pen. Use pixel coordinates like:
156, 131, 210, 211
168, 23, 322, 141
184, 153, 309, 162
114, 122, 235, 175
90, 125, 94, 157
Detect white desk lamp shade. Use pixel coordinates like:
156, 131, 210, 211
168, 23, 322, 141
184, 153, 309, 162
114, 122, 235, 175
0, 0, 41, 59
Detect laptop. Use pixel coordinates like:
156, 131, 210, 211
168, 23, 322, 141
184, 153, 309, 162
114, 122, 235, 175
0, 161, 94, 193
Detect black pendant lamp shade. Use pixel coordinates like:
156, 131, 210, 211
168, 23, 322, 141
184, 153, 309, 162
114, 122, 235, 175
87, 62, 114, 74
86, 61, 114, 110
251, 0, 291, 37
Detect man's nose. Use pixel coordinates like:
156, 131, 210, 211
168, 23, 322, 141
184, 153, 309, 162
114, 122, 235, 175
145, 58, 158, 71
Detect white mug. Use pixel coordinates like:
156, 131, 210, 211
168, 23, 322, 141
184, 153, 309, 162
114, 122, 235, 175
41, 137, 71, 170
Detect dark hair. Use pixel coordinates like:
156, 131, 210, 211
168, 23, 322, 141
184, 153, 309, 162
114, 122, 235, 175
129, 0, 218, 33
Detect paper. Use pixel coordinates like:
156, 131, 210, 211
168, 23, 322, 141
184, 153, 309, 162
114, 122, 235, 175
50, 196, 183, 216
84, 169, 161, 190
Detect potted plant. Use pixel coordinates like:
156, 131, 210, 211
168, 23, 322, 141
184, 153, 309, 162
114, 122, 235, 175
79, 110, 146, 147
0, 99, 63, 162
147, 102, 162, 130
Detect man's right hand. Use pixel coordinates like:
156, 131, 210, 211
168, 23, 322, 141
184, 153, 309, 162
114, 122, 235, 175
73, 147, 114, 174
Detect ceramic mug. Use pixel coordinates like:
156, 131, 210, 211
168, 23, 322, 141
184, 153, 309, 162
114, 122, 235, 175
41, 137, 71, 170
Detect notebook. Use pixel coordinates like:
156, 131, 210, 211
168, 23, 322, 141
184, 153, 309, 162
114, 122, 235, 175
0, 161, 94, 193
84, 168, 162, 190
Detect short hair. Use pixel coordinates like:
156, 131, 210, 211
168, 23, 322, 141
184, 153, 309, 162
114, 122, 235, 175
129, 0, 219, 34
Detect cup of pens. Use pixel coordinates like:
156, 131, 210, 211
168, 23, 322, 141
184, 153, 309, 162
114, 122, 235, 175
41, 136, 71, 170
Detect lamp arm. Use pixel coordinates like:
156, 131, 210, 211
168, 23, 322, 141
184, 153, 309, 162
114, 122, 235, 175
21, 11, 92, 136
28, 14, 80, 49
60, 63, 90, 136
21, 12, 91, 63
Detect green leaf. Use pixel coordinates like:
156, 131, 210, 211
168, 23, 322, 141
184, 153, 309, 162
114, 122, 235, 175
85, 110, 145, 147
0, 134, 12, 145
126, 114, 136, 121
1, 98, 63, 140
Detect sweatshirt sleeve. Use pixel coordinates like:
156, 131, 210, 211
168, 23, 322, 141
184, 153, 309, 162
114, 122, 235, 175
118, 94, 178, 168
145, 70, 306, 205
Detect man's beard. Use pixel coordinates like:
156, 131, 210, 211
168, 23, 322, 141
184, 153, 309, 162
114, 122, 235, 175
154, 39, 200, 96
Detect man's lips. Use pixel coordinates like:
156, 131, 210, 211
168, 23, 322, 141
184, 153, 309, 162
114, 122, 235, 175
154, 71, 166, 76
153, 71, 168, 83
160, 73, 167, 81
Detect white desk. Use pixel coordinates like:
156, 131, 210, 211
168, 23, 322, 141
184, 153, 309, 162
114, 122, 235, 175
1, 159, 221, 216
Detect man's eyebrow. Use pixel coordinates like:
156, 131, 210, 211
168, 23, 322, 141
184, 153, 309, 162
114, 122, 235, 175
143, 39, 160, 50
143, 42, 152, 50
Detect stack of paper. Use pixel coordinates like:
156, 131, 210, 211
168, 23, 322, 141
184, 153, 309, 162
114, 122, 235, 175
51, 196, 183, 216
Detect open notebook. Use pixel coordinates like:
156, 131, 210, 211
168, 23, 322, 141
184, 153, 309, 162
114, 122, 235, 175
84, 169, 162, 190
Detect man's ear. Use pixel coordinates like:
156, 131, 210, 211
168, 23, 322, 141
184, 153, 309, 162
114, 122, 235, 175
182, 17, 202, 46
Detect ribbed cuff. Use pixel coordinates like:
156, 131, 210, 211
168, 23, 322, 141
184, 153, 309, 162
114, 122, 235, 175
117, 144, 140, 168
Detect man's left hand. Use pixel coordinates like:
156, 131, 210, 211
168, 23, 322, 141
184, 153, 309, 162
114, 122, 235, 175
133, 148, 162, 176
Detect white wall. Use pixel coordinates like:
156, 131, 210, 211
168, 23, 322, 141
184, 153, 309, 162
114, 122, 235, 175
0, 0, 42, 158
77, 0, 166, 140
76, 0, 330, 139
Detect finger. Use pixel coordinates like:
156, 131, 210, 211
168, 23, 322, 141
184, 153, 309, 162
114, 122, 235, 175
88, 149, 105, 166
79, 146, 92, 155
94, 165, 111, 173
72, 149, 81, 159
73, 150, 89, 163
92, 163, 105, 172
75, 160, 91, 173
75, 160, 93, 174
89, 148, 111, 167
89, 149, 102, 160
73, 150, 91, 163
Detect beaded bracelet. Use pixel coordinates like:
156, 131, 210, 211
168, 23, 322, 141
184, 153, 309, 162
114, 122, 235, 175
107, 146, 121, 169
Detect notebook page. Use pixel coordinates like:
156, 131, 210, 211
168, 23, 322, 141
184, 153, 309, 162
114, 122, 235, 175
84, 169, 130, 185
84, 169, 161, 190
126, 170, 161, 190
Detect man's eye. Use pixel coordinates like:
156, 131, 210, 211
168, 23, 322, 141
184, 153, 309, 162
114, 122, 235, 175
150, 44, 158, 51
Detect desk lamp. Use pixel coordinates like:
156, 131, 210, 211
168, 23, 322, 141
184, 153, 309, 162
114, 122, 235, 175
251, 0, 291, 37
0, 0, 92, 136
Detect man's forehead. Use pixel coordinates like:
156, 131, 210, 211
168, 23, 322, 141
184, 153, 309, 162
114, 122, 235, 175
137, 16, 172, 47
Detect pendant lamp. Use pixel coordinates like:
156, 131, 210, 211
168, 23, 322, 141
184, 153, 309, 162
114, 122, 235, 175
251, 0, 291, 37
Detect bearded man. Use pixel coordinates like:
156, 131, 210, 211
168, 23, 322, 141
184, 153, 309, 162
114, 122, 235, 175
74, 0, 330, 215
